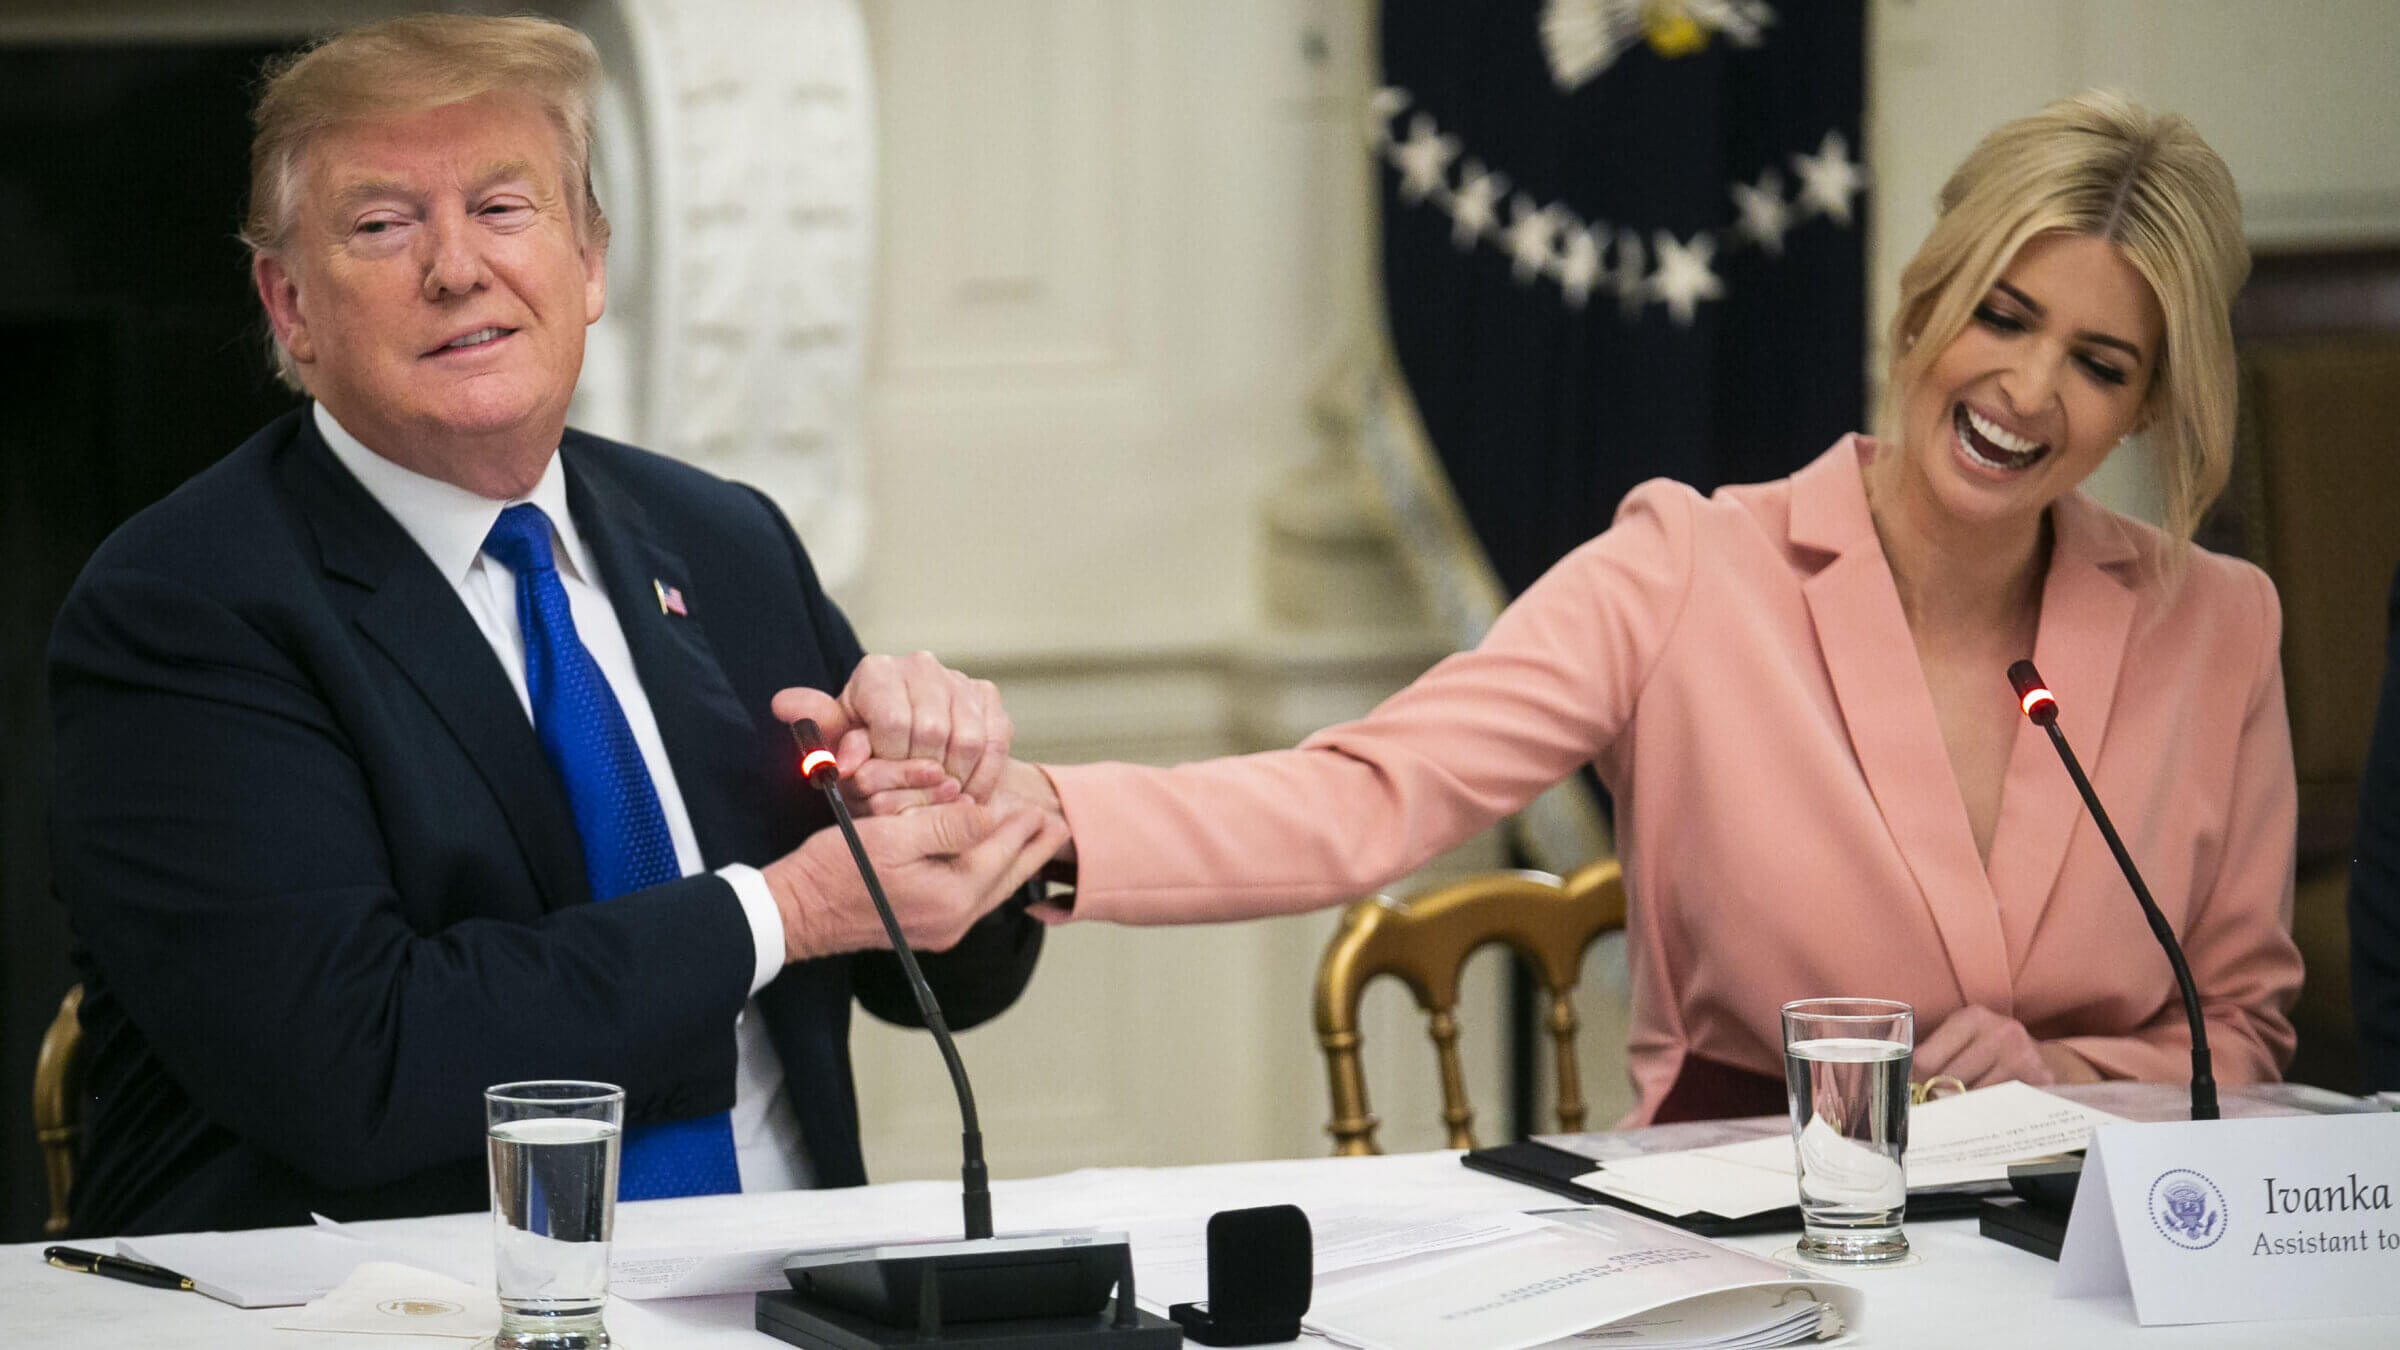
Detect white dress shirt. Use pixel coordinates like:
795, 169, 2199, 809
315, 403, 810, 1190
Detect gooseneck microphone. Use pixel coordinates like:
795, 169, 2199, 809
791, 719, 993, 1238
765, 721, 1169, 1347
2006, 661, 2218, 1120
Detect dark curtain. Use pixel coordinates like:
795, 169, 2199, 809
0, 44, 303, 1242
1378, 0, 1867, 596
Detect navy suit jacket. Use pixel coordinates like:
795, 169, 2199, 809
48, 409, 1040, 1235
2353, 560, 2400, 1092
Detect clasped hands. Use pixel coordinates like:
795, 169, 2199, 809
1912, 1003, 2102, 1089
758, 653, 1068, 964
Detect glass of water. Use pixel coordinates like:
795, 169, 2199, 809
486, 1081, 623, 1350
1779, 999, 1913, 1264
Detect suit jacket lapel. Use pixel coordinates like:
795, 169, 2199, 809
1791, 441, 2016, 1013
283, 421, 590, 911
562, 447, 767, 871
560, 450, 867, 1179
1987, 493, 2140, 972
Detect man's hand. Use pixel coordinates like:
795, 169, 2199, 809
1911, 1004, 2101, 1089
761, 799, 1065, 962
772, 652, 1012, 809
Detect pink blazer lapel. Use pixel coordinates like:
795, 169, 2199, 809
1987, 492, 2141, 971
1790, 441, 2017, 1014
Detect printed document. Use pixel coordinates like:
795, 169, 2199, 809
1302, 1207, 1857, 1350
1574, 1082, 2125, 1219
114, 1223, 406, 1308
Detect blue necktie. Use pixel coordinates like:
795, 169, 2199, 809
481, 503, 741, 1200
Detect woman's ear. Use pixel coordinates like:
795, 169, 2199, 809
2134, 383, 2167, 436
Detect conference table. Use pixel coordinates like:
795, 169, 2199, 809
9, 1144, 2396, 1348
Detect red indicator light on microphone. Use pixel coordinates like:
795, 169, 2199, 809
789, 718, 840, 787
2007, 659, 2059, 727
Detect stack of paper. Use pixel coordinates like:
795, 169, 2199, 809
113, 1224, 409, 1308
1299, 1207, 1857, 1350
1574, 1081, 2126, 1221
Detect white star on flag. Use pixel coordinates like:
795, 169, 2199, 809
1391, 113, 1459, 203
1791, 129, 1865, 227
1367, 86, 1411, 146
1613, 226, 1647, 318
1557, 224, 1603, 307
1449, 161, 1505, 249
1731, 168, 1792, 255
1649, 230, 1725, 326
1503, 196, 1565, 283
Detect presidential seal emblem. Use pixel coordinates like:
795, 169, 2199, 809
2147, 1169, 2227, 1249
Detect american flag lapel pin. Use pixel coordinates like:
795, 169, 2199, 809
653, 578, 689, 616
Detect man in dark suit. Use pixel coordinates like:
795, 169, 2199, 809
46, 14, 1059, 1236
2353, 560, 2400, 1093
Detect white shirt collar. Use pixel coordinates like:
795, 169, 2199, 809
312, 402, 597, 586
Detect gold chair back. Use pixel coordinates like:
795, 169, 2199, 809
33, 983, 84, 1237
1313, 860, 1628, 1155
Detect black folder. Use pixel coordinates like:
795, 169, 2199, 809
1462, 1140, 2001, 1236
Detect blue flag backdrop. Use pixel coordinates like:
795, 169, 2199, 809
1374, 0, 1867, 598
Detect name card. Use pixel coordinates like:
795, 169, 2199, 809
2057, 1112, 2400, 1325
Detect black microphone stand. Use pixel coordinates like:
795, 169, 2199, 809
754, 721, 1180, 1349
1980, 663, 2225, 1263
807, 729, 996, 1239
2006, 662, 2217, 1121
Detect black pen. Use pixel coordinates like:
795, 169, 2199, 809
43, 1245, 193, 1292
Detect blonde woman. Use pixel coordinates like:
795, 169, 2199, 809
794, 91, 2301, 1125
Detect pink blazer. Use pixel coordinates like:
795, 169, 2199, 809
1046, 438, 2302, 1124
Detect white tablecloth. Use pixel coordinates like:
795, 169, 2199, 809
8, 1151, 2392, 1347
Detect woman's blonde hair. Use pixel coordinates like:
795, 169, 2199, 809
242, 13, 611, 389
1881, 90, 2248, 551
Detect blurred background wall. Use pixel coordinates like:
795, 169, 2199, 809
2, 0, 2395, 1239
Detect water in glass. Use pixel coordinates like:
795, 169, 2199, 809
489, 1114, 619, 1349
1784, 1035, 1910, 1262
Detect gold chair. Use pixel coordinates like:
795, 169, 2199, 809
1313, 860, 1629, 1155
33, 984, 85, 1237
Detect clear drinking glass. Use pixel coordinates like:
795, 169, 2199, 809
486, 1081, 623, 1350
1779, 998, 1913, 1264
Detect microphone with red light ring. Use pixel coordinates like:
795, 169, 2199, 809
2005, 661, 2217, 1119
788, 717, 995, 1235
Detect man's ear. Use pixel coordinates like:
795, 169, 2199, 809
253, 253, 314, 365
582, 240, 606, 325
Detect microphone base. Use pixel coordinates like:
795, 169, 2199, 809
757, 1290, 1182, 1349
758, 1234, 1183, 1349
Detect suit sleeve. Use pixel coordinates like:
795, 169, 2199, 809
49, 564, 756, 1193
737, 484, 1045, 1031
852, 899, 1045, 1032
2057, 562, 2302, 1084
1046, 479, 1699, 923
2350, 562, 2400, 1091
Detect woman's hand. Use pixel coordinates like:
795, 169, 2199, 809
773, 652, 1013, 811
1912, 1004, 2100, 1089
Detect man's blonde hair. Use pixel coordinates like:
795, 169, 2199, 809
243, 13, 611, 389
1881, 90, 2249, 552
